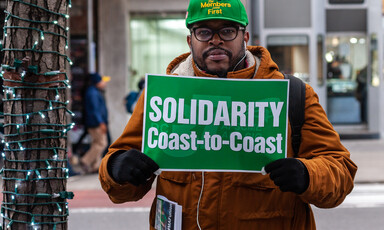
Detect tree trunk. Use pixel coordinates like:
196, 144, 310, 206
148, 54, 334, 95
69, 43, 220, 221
1, 0, 71, 229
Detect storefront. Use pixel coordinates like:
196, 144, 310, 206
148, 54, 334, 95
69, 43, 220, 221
253, 0, 383, 138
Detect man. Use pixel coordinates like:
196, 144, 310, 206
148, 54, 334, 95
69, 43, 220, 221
80, 73, 109, 174
99, 0, 357, 229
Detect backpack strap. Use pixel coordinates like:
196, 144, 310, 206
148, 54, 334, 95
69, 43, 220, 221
284, 74, 306, 156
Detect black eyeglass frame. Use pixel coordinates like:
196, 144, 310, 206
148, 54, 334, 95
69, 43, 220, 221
190, 26, 246, 42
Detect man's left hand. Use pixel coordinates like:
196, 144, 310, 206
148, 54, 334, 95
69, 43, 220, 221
265, 158, 309, 194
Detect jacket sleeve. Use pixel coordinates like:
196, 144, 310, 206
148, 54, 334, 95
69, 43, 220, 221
298, 85, 357, 208
98, 91, 154, 203
85, 87, 104, 127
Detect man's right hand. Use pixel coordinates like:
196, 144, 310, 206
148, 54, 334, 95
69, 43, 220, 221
108, 149, 159, 186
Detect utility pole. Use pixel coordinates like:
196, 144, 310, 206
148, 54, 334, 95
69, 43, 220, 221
1, 0, 73, 229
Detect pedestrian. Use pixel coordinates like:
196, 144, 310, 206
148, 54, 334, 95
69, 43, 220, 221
124, 77, 145, 114
80, 72, 109, 174
99, 0, 357, 229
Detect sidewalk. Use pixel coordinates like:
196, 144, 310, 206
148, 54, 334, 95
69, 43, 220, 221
342, 139, 384, 183
67, 174, 155, 209
68, 138, 384, 194
64, 138, 384, 214
0, 138, 381, 229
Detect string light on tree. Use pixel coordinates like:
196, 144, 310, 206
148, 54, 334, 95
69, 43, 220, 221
0, 0, 74, 228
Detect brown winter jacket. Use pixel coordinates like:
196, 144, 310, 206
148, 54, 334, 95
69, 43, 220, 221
99, 46, 357, 230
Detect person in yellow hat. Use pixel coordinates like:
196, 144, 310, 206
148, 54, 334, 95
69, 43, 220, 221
79, 72, 110, 174
99, 0, 357, 229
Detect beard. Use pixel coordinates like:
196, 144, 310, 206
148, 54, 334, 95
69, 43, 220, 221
191, 45, 246, 78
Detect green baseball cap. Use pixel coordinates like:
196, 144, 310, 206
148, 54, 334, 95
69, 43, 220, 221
186, 0, 249, 27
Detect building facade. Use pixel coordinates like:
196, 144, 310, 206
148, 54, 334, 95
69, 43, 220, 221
70, 0, 384, 141
252, 0, 384, 138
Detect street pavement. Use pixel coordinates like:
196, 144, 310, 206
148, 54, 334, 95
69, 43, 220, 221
66, 138, 384, 229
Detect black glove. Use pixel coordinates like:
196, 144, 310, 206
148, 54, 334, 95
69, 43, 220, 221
107, 149, 159, 186
264, 158, 309, 194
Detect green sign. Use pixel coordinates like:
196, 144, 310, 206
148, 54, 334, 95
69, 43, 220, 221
142, 74, 289, 172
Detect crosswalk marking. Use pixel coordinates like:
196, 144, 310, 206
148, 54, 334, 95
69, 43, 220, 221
337, 183, 384, 208
70, 207, 150, 214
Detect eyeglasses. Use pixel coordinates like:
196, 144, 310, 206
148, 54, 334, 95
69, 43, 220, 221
191, 26, 245, 42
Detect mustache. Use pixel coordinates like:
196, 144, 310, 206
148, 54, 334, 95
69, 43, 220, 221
202, 47, 232, 60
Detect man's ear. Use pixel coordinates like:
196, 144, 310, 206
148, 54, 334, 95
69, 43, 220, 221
187, 35, 192, 51
244, 31, 250, 44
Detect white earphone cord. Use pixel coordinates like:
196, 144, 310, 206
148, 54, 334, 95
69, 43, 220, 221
197, 171, 205, 230
231, 42, 247, 72
232, 53, 247, 72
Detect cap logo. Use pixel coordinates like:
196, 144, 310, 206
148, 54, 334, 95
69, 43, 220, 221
201, 0, 232, 15
186, 0, 248, 27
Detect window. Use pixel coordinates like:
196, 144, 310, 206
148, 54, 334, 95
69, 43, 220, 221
130, 14, 190, 91
267, 35, 310, 82
329, 0, 364, 4
325, 35, 368, 124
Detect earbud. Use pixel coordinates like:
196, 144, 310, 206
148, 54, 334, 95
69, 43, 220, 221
244, 41, 247, 49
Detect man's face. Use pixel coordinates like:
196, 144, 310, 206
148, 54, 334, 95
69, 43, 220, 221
187, 20, 249, 77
